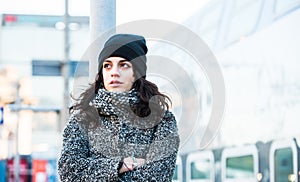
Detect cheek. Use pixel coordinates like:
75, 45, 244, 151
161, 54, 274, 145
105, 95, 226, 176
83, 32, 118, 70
102, 71, 109, 83
129, 71, 135, 82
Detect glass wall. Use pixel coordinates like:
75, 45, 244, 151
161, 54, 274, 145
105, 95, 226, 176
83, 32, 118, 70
224, 0, 262, 45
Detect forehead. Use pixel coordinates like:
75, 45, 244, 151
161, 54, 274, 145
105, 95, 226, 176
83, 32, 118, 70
104, 56, 127, 62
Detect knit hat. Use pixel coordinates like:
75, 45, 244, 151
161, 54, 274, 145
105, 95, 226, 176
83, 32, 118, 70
98, 34, 148, 78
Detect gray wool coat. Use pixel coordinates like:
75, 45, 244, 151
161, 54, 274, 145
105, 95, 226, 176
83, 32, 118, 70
58, 89, 180, 181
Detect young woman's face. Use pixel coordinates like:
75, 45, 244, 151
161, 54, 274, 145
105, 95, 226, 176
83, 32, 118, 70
102, 57, 135, 92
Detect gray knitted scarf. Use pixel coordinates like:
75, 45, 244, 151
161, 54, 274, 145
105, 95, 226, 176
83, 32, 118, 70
90, 88, 138, 116
89, 88, 164, 129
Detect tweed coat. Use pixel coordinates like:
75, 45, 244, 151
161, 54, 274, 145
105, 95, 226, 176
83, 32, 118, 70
58, 89, 180, 181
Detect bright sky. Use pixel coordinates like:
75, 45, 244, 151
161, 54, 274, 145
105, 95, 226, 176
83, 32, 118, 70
0, 0, 210, 24
116, 0, 210, 24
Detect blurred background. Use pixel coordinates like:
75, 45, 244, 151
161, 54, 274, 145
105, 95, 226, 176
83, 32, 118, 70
0, 0, 300, 181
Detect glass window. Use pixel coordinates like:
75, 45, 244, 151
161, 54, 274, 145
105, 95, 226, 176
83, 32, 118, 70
32, 111, 59, 131
225, 0, 262, 45
274, 0, 300, 15
226, 155, 254, 179
172, 164, 178, 180
197, 3, 222, 49
191, 159, 211, 179
274, 148, 293, 182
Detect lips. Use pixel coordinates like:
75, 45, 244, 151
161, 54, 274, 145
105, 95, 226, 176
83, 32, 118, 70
110, 80, 122, 84
109, 80, 123, 87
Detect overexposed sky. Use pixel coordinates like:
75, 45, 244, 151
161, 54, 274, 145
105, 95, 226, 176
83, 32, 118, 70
0, 0, 210, 24
116, 0, 210, 24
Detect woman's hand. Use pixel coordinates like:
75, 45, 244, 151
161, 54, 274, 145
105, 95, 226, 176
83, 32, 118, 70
119, 157, 146, 173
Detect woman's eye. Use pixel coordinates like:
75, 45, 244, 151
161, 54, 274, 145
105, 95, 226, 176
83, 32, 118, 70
103, 63, 111, 68
120, 63, 130, 68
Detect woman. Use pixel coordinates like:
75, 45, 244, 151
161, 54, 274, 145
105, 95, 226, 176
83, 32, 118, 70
58, 34, 180, 181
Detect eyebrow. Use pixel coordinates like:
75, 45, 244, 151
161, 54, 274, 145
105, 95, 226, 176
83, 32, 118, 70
103, 59, 129, 63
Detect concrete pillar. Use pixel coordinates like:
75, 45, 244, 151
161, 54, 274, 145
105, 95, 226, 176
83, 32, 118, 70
89, 0, 116, 81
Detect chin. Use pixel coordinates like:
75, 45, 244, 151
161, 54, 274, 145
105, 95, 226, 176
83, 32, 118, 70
107, 87, 127, 93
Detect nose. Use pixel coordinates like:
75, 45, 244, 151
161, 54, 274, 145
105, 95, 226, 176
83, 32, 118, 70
110, 65, 120, 77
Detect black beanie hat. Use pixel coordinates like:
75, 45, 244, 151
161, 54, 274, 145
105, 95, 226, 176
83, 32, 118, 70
98, 34, 148, 78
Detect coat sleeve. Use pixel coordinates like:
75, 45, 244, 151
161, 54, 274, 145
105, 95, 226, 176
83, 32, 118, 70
57, 113, 121, 182
120, 111, 180, 181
